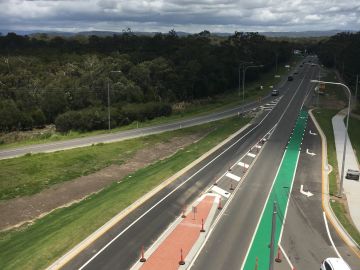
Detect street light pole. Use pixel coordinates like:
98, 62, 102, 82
310, 80, 351, 197
269, 201, 277, 270
107, 70, 122, 130
355, 74, 358, 108
242, 64, 264, 102
305, 63, 321, 106
238, 61, 253, 97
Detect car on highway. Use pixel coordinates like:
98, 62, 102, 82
320, 258, 352, 270
288, 75, 294, 81
271, 89, 279, 96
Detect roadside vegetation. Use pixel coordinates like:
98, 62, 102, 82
313, 66, 360, 245
0, 31, 293, 135
0, 115, 250, 270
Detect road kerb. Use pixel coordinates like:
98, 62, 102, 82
47, 124, 251, 270
309, 109, 360, 256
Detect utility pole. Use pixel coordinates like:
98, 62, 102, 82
107, 81, 111, 130
269, 201, 277, 270
355, 74, 358, 108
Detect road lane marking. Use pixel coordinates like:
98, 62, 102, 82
300, 184, 314, 197
211, 186, 230, 198
323, 212, 342, 258
279, 244, 294, 269
77, 105, 276, 270
225, 172, 241, 182
237, 162, 249, 168
247, 152, 256, 158
309, 130, 317, 135
306, 148, 316, 156
254, 145, 261, 149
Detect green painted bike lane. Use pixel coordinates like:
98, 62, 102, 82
242, 110, 308, 270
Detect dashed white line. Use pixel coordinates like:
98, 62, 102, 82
225, 172, 241, 182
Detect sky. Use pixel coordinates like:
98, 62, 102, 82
0, 0, 360, 33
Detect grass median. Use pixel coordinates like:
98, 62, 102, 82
313, 108, 360, 245
0, 115, 250, 270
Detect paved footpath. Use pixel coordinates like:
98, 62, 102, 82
332, 109, 360, 231
131, 195, 217, 270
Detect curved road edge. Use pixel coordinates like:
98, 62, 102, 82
309, 109, 360, 256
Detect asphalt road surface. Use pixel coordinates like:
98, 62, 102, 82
189, 60, 319, 270
0, 90, 285, 160
279, 104, 360, 269
61, 58, 314, 270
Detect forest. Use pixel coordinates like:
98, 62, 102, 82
0, 30, 294, 132
314, 31, 360, 96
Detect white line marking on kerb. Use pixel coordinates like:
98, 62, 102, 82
247, 152, 256, 158
237, 162, 249, 168
211, 186, 230, 198
225, 172, 241, 182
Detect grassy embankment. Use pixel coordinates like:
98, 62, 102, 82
0, 116, 250, 270
0, 57, 299, 150
313, 70, 360, 245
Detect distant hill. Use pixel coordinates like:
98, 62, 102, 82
0, 29, 356, 38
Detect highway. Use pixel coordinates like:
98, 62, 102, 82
0, 90, 284, 160
59, 59, 311, 270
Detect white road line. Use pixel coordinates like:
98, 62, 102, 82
211, 186, 230, 198
247, 152, 256, 158
254, 145, 262, 149
279, 244, 294, 269
323, 212, 342, 259
78, 104, 275, 270
225, 172, 241, 182
241, 75, 307, 270
237, 162, 249, 168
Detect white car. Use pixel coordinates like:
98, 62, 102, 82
320, 258, 352, 270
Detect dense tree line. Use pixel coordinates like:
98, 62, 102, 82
313, 32, 360, 97
0, 30, 293, 132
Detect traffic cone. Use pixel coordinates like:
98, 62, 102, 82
200, 218, 205, 232
179, 248, 185, 265
275, 247, 282, 262
139, 245, 146, 262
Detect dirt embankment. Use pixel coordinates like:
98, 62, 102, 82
0, 132, 205, 231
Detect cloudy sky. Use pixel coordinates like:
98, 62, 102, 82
1, 0, 360, 33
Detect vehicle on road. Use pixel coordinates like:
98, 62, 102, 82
288, 75, 294, 81
320, 258, 352, 270
345, 169, 360, 181
271, 89, 279, 96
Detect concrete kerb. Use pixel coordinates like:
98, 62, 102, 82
47, 123, 252, 270
309, 109, 360, 255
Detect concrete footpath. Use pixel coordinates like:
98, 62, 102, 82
332, 109, 360, 231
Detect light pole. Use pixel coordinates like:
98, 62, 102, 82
238, 61, 253, 97
107, 70, 122, 130
310, 79, 351, 197
355, 74, 359, 108
274, 52, 279, 74
305, 63, 321, 106
242, 64, 264, 102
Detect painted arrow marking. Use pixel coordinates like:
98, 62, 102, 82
306, 148, 316, 156
309, 130, 317, 135
300, 184, 314, 197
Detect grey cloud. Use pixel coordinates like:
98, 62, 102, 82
0, 0, 359, 33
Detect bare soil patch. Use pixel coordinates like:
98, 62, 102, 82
0, 132, 205, 231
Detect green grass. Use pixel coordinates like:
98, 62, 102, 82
313, 108, 339, 195
347, 116, 360, 162
0, 116, 251, 201
0, 116, 250, 270
314, 109, 360, 246
330, 200, 360, 245
0, 58, 298, 151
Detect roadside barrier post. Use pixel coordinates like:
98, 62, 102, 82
181, 206, 186, 218
139, 245, 146, 262
254, 257, 258, 270
275, 247, 282, 263
179, 248, 185, 265
218, 198, 223, 210
200, 218, 205, 232
230, 182, 234, 191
